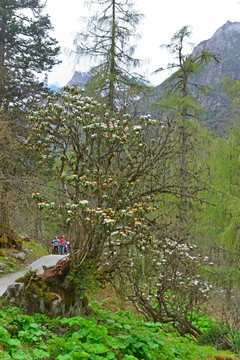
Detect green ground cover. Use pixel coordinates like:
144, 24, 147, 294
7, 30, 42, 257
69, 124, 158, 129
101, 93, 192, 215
0, 302, 239, 360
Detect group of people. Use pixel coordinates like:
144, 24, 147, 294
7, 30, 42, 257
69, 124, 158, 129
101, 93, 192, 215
51, 236, 69, 255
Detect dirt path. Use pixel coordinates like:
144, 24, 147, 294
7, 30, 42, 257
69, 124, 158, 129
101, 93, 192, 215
0, 254, 68, 297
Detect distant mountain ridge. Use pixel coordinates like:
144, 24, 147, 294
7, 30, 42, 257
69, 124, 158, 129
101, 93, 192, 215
68, 71, 91, 87
192, 21, 240, 83
153, 21, 240, 135
66, 22, 240, 135
192, 21, 240, 134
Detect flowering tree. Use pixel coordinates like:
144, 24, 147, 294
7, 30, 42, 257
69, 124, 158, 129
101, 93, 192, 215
25, 86, 211, 329
113, 224, 212, 336
25, 86, 179, 265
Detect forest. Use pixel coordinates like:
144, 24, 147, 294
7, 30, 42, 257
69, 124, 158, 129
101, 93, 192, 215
0, 0, 240, 359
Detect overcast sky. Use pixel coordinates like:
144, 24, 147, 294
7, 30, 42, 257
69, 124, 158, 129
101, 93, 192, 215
45, 0, 240, 87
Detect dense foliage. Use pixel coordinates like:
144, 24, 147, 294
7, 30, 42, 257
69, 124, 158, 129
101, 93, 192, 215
0, 303, 239, 360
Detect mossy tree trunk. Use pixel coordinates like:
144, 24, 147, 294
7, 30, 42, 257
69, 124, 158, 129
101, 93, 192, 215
0, 187, 22, 250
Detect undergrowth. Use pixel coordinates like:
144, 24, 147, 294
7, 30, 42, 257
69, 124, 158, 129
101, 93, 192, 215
0, 302, 239, 360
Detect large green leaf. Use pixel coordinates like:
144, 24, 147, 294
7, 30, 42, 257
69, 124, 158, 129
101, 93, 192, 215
33, 348, 50, 359
104, 335, 121, 349
82, 343, 109, 354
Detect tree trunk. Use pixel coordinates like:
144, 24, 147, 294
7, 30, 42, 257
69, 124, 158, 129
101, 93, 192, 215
0, 187, 22, 250
108, 0, 116, 111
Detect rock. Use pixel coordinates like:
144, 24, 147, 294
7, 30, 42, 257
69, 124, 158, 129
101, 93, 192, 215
1, 258, 88, 318
23, 248, 30, 254
2, 276, 87, 318
17, 252, 26, 261
19, 234, 31, 242
0, 262, 6, 270
0, 270, 5, 274
4, 256, 9, 261
3, 282, 25, 302
7, 252, 26, 261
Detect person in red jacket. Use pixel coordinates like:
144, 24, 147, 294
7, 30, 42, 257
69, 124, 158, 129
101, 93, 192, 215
59, 236, 66, 255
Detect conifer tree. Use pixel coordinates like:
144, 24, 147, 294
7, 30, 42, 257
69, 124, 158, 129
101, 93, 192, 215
0, 0, 60, 122
73, 0, 147, 112
156, 26, 218, 221
0, 0, 60, 244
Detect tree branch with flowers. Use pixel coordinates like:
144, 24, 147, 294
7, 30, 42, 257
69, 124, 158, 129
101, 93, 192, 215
25, 86, 211, 331
113, 223, 213, 337
25, 85, 179, 267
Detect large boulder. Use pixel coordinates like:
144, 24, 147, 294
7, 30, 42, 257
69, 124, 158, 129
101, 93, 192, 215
0, 262, 6, 270
7, 252, 26, 261
1, 258, 88, 318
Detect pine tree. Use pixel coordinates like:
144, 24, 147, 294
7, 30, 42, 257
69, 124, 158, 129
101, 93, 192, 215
0, 0, 60, 245
73, 0, 147, 112
156, 26, 218, 221
0, 0, 60, 122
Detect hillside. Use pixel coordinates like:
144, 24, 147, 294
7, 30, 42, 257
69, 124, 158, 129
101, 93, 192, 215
152, 21, 240, 135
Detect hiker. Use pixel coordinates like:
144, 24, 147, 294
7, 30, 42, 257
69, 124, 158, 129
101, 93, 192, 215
66, 241, 70, 254
51, 236, 59, 254
59, 236, 66, 255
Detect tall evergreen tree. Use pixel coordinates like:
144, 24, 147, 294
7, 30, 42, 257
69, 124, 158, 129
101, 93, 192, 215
0, 0, 60, 245
0, 0, 60, 122
156, 26, 218, 221
73, 0, 147, 112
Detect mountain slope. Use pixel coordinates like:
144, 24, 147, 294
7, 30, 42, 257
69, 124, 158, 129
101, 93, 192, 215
68, 71, 91, 87
152, 21, 240, 135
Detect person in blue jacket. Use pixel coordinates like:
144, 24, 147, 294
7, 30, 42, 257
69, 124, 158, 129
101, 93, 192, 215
51, 236, 59, 254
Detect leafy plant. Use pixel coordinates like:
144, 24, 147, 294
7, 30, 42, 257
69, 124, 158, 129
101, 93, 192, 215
0, 303, 238, 359
198, 323, 240, 353
119, 333, 158, 360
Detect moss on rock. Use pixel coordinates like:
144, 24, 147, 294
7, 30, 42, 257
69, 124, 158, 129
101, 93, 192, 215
2, 260, 89, 318
0, 227, 22, 250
